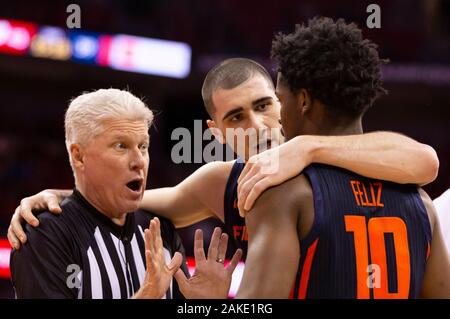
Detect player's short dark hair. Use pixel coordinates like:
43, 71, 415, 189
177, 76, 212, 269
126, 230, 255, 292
202, 58, 274, 118
271, 17, 388, 118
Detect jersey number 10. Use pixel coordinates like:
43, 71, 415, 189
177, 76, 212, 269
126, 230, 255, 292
345, 216, 410, 299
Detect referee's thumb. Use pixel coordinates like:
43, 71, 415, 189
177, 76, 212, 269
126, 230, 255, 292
169, 252, 183, 275
174, 268, 188, 288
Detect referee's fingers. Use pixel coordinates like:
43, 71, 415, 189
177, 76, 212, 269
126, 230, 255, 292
145, 250, 157, 275
149, 218, 159, 253
169, 252, 183, 275
153, 217, 163, 252
193, 229, 206, 262
174, 268, 188, 290
217, 233, 229, 262
144, 228, 152, 260
207, 227, 222, 261
144, 243, 156, 273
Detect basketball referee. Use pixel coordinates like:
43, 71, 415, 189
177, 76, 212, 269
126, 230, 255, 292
10, 89, 235, 298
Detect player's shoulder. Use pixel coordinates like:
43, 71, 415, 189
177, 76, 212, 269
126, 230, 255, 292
252, 173, 312, 217
244, 173, 312, 238
260, 173, 311, 204
32, 199, 80, 233
29, 194, 93, 238
19, 209, 75, 257
25, 211, 61, 233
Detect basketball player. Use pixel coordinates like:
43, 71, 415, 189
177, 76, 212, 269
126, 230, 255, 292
8, 59, 439, 262
236, 17, 450, 298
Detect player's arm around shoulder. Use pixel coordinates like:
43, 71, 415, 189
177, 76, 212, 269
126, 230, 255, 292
418, 188, 450, 298
140, 161, 235, 227
11, 211, 78, 298
13, 211, 75, 257
175, 160, 235, 222
236, 174, 312, 298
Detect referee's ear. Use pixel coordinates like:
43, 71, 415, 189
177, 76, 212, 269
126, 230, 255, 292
70, 144, 85, 169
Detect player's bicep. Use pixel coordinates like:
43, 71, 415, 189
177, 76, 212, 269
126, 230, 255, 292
174, 161, 233, 222
140, 184, 214, 228
237, 189, 300, 298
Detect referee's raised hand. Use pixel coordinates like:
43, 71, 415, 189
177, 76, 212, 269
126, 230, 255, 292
174, 227, 243, 299
134, 217, 183, 299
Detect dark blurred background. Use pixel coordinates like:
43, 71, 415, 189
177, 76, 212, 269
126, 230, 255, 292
1, 0, 450, 298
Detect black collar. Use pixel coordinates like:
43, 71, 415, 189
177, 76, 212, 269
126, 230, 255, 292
71, 189, 135, 242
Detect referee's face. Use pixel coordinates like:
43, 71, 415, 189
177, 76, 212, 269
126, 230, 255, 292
77, 118, 150, 224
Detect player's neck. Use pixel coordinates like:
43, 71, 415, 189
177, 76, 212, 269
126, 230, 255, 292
312, 116, 363, 136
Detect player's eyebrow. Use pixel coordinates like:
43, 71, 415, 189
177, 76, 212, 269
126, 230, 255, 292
222, 96, 274, 121
252, 96, 273, 106
222, 107, 244, 121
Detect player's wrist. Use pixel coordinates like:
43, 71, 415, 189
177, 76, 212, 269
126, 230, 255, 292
296, 135, 321, 166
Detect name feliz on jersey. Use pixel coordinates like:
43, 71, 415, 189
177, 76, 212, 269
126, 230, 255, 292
350, 180, 384, 208
231, 179, 385, 243
233, 198, 248, 242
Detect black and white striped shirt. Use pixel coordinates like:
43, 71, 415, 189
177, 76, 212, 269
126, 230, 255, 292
11, 189, 188, 299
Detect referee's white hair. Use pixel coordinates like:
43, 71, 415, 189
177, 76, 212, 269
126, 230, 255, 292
65, 88, 153, 168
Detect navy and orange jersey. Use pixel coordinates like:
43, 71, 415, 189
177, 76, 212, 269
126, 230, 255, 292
291, 164, 432, 299
223, 159, 248, 259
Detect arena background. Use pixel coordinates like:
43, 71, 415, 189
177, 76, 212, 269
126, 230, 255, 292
0, 0, 449, 298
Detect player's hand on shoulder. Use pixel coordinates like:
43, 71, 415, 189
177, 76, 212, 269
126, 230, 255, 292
7, 189, 66, 249
238, 135, 312, 216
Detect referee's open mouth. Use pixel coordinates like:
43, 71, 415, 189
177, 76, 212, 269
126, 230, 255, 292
126, 178, 144, 194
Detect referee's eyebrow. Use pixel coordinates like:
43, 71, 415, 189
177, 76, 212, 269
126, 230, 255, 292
109, 135, 149, 146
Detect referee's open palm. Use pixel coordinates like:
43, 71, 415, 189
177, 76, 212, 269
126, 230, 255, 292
174, 227, 243, 299
135, 217, 183, 298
